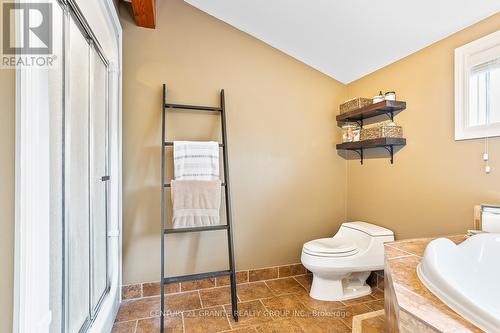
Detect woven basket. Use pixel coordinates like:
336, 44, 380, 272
340, 97, 372, 114
360, 124, 403, 141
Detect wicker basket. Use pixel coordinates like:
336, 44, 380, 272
360, 124, 403, 141
340, 97, 372, 114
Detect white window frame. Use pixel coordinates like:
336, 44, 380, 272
455, 29, 500, 141
14, 54, 52, 333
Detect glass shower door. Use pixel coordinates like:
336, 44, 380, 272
66, 16, 91, 333
90, 45, 109, 317
65, 13, 110, 333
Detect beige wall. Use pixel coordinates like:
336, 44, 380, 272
0, 36, 15, 333
345, 13, 500, 240
120, 0, 347, 284
121, 0, 500, 285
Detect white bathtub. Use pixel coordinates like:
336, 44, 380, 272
417, 233, 500, 332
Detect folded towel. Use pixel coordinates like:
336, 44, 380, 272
173, 141, 220, 180
171, 180, 222, 228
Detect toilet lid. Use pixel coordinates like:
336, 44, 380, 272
303, 238, 358, 256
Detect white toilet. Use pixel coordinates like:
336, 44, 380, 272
301, 221, 394, 301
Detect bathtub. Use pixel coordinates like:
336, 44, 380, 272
417, 233, 500, 332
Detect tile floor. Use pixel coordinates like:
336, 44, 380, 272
352, 310, 385, 333
112, 274, 385, 333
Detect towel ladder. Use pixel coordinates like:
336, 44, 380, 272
160, 84, 238, 333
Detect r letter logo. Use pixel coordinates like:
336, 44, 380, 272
2, 3, 52, 55
1, 2, 55, 68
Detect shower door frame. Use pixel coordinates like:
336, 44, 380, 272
64, 3, 111, 331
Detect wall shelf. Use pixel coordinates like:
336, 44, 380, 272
336, 99, 407, 164
336, 138, 406, 164
336, 100, 406, 127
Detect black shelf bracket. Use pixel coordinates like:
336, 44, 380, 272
352, 148, 364, 165
350, 145, 395, 164
386, 111, 394, 122
382, 145, 395, 164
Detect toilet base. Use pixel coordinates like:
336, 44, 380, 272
309, 271, 372, 301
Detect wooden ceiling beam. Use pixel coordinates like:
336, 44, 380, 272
131, 0, 156, 29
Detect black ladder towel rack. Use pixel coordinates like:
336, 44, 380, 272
160, 84, 238, 333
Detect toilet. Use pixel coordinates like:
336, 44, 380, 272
301, 221, 394, 301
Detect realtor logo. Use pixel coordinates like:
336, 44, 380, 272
2, 1, 55, 68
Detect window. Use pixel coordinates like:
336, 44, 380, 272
455, 30, 500, 140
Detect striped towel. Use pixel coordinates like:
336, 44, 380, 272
173, 141, 220, 180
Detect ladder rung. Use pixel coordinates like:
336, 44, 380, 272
164, 225, 229, 234
164, 182, 226, 187
165, 103, 222, 112
164, 270, 231, 284
164, 141, 224, 147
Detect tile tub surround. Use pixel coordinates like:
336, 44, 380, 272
114, 265, 385, 332
384, 235, 483, 333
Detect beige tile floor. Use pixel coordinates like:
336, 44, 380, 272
352, 310, 386, 333
112, 275, 385, 333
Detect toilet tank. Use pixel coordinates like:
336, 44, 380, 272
336, 221, 394, 252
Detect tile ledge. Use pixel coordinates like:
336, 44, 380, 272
386, 235, 481, 333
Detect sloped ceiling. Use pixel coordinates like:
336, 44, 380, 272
184, 0, 500, 83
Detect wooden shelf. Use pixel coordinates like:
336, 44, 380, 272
336, 138, 406, 164
336, 137, 406, 150
336, 100, 406, 123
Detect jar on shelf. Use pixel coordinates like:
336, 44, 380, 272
385, 91, 396, 101
342, 122, 360, 143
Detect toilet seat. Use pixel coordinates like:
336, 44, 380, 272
303, 237, 359, 257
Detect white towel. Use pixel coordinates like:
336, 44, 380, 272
171, 180, 222, 228
173, 141, 220, 180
